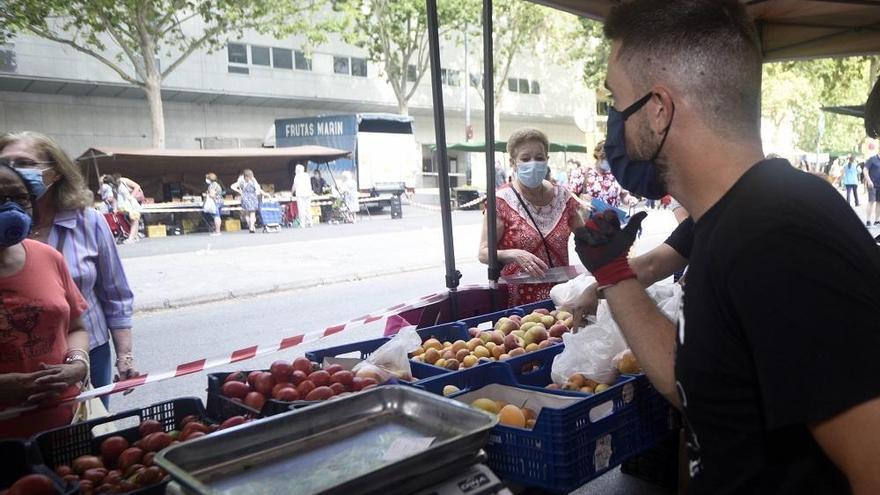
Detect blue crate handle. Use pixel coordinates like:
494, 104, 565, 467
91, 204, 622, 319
514, 299, 556, 315
457, 307, 525, 332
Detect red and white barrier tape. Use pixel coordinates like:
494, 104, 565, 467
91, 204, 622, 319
406, 194, 485, 212
0, 284, 501, 421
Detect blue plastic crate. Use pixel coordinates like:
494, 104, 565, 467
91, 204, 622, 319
515, 298, 557, 315
417, 363, 642, 493
305, 337, 390, 363
457, 307, 524, 332
506, 342, 565, 387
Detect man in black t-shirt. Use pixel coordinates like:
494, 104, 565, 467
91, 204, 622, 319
571, 1, 880, 494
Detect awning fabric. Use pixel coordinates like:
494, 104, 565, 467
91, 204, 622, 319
529, 0, 880, 62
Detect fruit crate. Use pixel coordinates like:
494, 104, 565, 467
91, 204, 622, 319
305, 336, 450, 383
514, 298, 557, 315
0, 440, 77, 495
456, 307, 524, 332
417, 363, 642, 493
408, 322, 473, 375
630, 374, 681, 447
33, 397, 207, 495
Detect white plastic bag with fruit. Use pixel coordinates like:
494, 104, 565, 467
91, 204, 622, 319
549, 274, 597, 320
352, 326, 422, 383
550, 300, 628, 385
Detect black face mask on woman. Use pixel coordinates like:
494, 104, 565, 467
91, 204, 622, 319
603, 92, 675, 200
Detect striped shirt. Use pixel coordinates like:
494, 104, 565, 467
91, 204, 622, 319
47, 208, 134, 350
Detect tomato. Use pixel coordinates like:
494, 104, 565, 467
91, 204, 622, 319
296, 380, 316, 398
304, 386, 334, 401
224, 371, 247, 383
117, 448, 143, 471
270, 360, 292, 382
253, 372, 275, 396
244, 391, 266, 411
140, 432, 173, 453
181, 421, 210, 438
141, 452, 155, 467
8, 474, 55, 495
219, 416, 247, 430
83, 467, 108, 484
330, 371, 354, 389
100, 436, 129, 467
329, 382, 346, 395
54, 465, 72, 477
221, 380, 249, 399
178, 414, 200, 428
291, 357, 312, 374
290, 370, 308, 385
271, 382, 294, 398
308, 370, 331, 387
247, 371, 262, 387
323, 364, 344, 375
137, 419, 163, 437
72, 455, 104, 474
274, 387, 300, 401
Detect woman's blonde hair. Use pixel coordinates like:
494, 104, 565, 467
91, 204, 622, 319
506, 128, 549, 158
0, 131, 92, 210
593, 140, 606, 162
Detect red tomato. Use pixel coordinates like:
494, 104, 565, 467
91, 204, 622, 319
141, 432, 173, 453
323, 364, 344, 375
290, 370, 308, 385
219, 416, 247, 430
291, 357, 312, 374
329, 382, 346, 395
221, 380, 249, 399
271, 382, 294, 398
116, 448, 143, 471
100, 436, 129, 467
330, 371, 354, 389
8, 474, 55, 495
137, 419, 163, 437
270, 360, 292, 382
224, 371, 247, 383
308, 370, 331, 387
296, 380, 316, 397
247, 370, 262, 387
253, 372, 276, 396
274, 387, 300, 402
244, 391, 266, 411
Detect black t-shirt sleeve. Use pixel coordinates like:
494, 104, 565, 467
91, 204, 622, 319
726, 230, 880, 429
664, 217, 694, 259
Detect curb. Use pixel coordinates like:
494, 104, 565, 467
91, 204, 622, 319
134, 259, 477, 314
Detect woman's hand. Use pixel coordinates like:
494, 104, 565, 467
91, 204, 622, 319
0, 370, 70, 405
29, 362, 88, 403
114, 353, 140, 388
503, 249, 548, 277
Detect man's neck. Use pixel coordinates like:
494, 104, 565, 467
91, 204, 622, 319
668, 135, 765, 222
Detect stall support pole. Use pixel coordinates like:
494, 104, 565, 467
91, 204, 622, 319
426, 0, 462, 318
483, 0, 501, 311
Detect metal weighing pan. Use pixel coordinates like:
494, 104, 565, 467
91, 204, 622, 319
156, 385, 498, 495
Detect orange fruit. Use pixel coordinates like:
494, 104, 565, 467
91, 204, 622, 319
498, 404, 526, 428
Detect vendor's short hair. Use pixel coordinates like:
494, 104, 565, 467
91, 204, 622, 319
206, 172, 218, 182
604, 0, 761, 139
507, 128, 549, 157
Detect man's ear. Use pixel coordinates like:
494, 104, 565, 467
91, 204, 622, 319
649, 87, 675, 133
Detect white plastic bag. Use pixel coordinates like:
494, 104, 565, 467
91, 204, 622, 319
647, 283, 684, 323
550, 301, 628, 385
549, 274, 597, 328
352, 326, 422, 383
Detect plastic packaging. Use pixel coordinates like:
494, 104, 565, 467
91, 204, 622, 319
551, 300, 627, 385
353, 326, 422, 382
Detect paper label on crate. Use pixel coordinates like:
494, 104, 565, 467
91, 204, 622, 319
383, 436, 436, 462
594, 434, 613, 471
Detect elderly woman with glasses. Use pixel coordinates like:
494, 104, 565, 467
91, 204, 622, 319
0, 162, 91, 436
0, 132, 136, 409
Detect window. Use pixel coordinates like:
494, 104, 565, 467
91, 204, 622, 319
470, 72, 482, 89
508, 78, 518, 91
407, 65, 417, 82
441, 68, 460, 87
228, 65, 249, 75
508, 77, 541, 94
334, 56, 350, 75
351, 57, 367, 77
295, 50, 312, 71
0, 44, 15, 73
518, 79, 530, 93
272, 47, 293, 69
227, 43, 247, 64
251, 46, 270, 66
530, 80, 541, 95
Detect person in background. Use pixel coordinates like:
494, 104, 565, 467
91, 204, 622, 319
478, 128, 583, 305
204, 173, 223, 235
311, 169, 327, 195
112, 173, 141, 244
0, 163, 91, 437
0, 132, 136, 409
338, 171, 359, 223
567, 160, 584, 197
231, 169, 264, 233
116, 176, 144, 204
494, 159, 507, 188
866, 149, 880, 226
98, 175, 116, 214
583, 140, 633, 208
842, 155, 860, 207
293, 164, 313, 228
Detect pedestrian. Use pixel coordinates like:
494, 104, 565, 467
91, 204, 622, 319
842, 155, 860, 206
583, 140, 633, 208
204, 173, 224, 235
574, 2, 880, 493
478, 128, 583, 305
231, 169, 263, 233
0, 132, 137, 409
567, 160, 584, 196
494, 159, 507, 188
338, 171, 359, 223
865, 149, 880, 226
311, 169, 327, 195
116, 175, 144, 204
0, 162, 90, 437
98, 174, 116, 213
112, 173, 141, 244
293, 164, 313, 228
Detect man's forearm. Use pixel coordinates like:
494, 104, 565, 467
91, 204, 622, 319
604, 279, 681, 408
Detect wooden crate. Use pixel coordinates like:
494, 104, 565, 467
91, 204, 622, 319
146, 224, 166, 238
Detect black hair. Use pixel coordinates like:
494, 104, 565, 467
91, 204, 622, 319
0, 162, 37, 223
605, 0, 762, 139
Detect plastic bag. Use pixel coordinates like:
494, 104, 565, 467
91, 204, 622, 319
647, 283, 684, 323
549, 274, 596, 313
550, 300, 628, 385
352, 325, 422, 383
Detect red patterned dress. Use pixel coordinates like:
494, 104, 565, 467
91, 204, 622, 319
496, 184, 580, 305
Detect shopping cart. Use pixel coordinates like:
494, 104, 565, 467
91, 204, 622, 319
103, 212, 131, 244
259, 199, 282, 233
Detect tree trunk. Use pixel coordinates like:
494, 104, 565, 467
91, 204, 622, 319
398, 101, 409, 116
143, 80, 165, 148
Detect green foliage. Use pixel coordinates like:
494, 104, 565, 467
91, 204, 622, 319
762, 57, 875, 154
552, 16, 607, 92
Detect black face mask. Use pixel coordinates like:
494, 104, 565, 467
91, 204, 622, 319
604, 92, 675, 200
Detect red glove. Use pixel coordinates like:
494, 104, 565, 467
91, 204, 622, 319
574, 210, 647, 288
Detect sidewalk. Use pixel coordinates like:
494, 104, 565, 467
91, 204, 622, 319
122, 205, 679, 312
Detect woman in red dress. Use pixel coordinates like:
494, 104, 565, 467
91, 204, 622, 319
479, 128, 584, 305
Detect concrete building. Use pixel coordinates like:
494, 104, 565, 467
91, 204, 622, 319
0, 21, 598, 189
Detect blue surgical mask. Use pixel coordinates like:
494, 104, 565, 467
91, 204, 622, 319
604, 92, 674, 200
0, 201, 31, 247
516, 160, 548, 189
15, 167, 49, 199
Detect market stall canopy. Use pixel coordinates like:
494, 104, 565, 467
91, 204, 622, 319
530, 0, 880, 61
77, 145, 350, 200
431, 141, 588, 153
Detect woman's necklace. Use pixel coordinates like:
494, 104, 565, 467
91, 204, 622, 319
519, 183, 548, 213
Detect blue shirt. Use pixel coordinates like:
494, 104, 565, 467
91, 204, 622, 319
48, 208, 134, 350
867, 155, 880, 184
842, 163, 859, 185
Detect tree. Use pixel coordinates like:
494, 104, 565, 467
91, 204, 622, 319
762, 57, 874, 155
1, 0, 328, 148
334, 0, 466, 116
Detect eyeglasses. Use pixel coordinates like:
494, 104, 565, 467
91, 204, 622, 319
0, 193, 35, 208
0, 158, 55, 169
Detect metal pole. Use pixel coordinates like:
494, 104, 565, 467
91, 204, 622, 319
483, 0, 501, 310
426, 0, 462, 318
